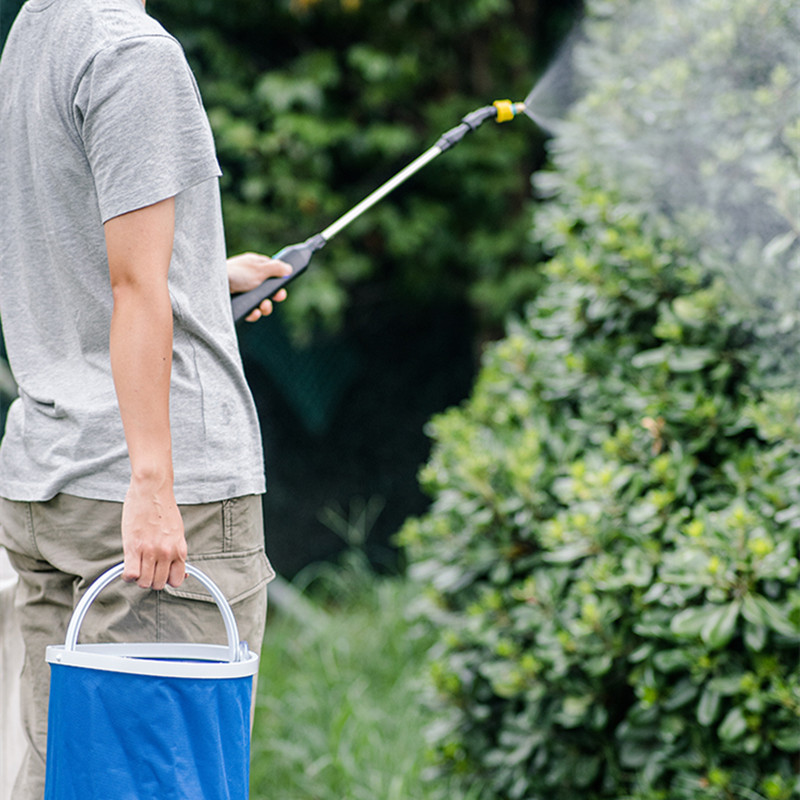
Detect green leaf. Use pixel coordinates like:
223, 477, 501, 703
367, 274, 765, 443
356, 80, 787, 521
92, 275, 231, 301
742, 594, 768, 627
667, 347, 717, 372
631, 347, 670, 368
743, 733, 762, 754
670, 606, 711, 638
697, 685, 721, 726
743, 621, 768, 652
542, 543, 593, 564
752, 596, 798, 637
619, 739, 652, 769
708, 674, 743, 696
663, 678, 698, 711
700, 600, 741, 649
774, 727, 800, 751
718, 707, 748, 742
653, 649, 692, 673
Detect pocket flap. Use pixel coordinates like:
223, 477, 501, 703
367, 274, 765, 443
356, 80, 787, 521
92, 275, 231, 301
164, 549, 275, 605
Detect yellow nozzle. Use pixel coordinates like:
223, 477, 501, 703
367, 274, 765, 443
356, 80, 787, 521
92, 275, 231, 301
493, 99, 525, 123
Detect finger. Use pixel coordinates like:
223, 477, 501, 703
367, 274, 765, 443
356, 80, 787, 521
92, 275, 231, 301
137, 554, 156, 589
151, 558, 171, 592
122, 549, 141, 583
245, 308, 261, 323
258, 299, 274, 317
254, 261, 290, 284
273, 288, 288, 303
167, 558, 187, 588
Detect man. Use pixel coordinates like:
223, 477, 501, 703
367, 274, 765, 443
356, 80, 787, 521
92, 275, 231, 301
0, 0, 289, 796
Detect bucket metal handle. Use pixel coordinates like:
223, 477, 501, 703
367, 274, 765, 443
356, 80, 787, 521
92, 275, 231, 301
64, 563, 243, 663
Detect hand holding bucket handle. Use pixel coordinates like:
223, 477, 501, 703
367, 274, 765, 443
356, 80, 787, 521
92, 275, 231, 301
63, 563, 243, 663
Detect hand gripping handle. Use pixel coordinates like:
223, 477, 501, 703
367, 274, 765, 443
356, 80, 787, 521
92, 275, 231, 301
230, 234, 326, 323
63, 563, 243, 663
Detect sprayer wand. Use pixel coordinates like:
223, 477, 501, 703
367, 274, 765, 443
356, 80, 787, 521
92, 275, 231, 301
231, 100, 526, 323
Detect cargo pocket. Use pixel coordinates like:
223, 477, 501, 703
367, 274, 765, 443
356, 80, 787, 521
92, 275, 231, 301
164, 549, 275, 606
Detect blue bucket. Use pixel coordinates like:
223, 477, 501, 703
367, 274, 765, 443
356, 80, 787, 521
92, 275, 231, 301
44, 563, 260, 800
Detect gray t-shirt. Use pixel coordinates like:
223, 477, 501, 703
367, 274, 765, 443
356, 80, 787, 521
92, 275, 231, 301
0, 0, 266, 503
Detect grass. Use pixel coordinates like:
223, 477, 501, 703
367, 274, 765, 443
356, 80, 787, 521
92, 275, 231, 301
249, 569, 476, 800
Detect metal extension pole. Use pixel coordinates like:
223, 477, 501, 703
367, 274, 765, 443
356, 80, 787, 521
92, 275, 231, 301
231, 100, 525, 323
320, 145, 442, 242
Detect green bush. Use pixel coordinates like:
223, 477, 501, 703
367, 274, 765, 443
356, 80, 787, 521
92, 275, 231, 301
399, 1, 800, 798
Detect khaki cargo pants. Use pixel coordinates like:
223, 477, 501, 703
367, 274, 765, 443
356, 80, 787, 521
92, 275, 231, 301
0, 493, 273, 800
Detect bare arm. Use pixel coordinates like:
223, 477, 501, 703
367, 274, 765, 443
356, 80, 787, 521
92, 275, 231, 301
104, 197, 186, 590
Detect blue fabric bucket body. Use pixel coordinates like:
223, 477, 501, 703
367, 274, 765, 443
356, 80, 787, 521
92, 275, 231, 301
44, 662, 253, 800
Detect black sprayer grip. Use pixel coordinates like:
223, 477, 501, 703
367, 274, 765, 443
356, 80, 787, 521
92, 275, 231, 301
231, 234, 326, 323
434, 105, 497, 152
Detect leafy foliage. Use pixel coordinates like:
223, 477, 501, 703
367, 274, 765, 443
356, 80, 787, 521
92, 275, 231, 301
399, 1, 800, 798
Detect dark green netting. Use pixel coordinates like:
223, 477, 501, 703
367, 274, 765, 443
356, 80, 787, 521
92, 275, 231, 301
237, 319, 361, 436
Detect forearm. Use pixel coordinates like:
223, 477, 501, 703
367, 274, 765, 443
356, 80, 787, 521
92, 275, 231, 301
105, 196, 176, 487
109, 280, 174, 485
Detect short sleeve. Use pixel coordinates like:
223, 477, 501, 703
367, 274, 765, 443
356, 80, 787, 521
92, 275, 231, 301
73, 35, 221, 222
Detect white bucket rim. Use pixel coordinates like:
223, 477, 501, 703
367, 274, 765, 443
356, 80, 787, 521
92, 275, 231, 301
46, 642, 259, 679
